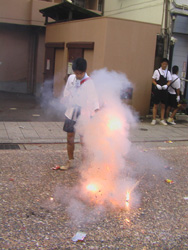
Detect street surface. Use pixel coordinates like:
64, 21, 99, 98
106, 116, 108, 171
1, 141, 188, 249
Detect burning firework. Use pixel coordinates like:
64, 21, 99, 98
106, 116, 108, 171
86, 184, 99, 193
107, 117, 123, 131
73, 69, 138, 212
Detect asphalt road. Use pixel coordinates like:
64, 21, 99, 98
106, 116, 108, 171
0, 91, 65, 122
1, 142, 188, 249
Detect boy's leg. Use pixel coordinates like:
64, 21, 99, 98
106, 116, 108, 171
67, 132, 75, 160
55, 132, 75, 170
167, 94, 179, 124
151, 104, 158, 125
152, 104, 158, 119
160, 103, 166, 120
165, 105, 171, 119
170, 108, 179, 119
159, 103, 167, 125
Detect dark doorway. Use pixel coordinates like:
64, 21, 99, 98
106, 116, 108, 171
42, 42, 65, 105
43, 43, 65, 92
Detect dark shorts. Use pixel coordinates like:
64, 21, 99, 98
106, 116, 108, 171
153, 89, 168, 105
167, 93, 178, 108
63, 118, 76, 133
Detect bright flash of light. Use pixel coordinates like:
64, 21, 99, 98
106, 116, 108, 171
125, 191, 130, 208
107, 118, 122, 131
50, 197, 54, 201
86, 184, 99, 193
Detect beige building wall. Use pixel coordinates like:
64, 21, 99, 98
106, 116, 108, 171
45, 17, 108, 96
103, 18, 160, 115
104, 0, 164, 25
45, 17, 160, 115
0, 0, 55, 26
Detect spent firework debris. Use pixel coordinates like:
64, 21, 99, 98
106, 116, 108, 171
19, 126, 25, 129
125, 218, 130, 223
72, 231, 86, 242
52, 165, 61, 170
164, 166, 173, 170
165, 179, 174, 184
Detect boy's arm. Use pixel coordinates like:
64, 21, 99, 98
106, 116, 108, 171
167, 71, 172, 86
152, 78, 157, 86
167, 80, 171, 87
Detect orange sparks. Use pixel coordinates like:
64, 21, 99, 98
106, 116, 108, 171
86, 184, 99, 193
125, 218, 130, 223
107, 118, 122, 131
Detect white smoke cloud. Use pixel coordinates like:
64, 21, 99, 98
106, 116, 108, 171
72, 69, 138, 212
40, 79, 66, 120
51, 68, 167, 227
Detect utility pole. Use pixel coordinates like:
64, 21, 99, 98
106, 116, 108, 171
163, 0, 170, 58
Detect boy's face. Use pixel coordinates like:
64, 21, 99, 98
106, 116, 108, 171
161, 61, 168, 70
74, 70, 85, 80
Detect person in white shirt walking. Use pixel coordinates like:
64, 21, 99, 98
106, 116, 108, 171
53, 58, 99, 170
151, 58, 172, 125
166, 65, 181, 125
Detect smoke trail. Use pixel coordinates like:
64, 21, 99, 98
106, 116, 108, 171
40, 78, 66, 120
52, 68, 168, 228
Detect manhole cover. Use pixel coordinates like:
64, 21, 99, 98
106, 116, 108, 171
0, 144, 20, 150
139, 128, 148, 131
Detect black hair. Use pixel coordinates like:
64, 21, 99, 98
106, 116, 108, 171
172, 65, 179, 74
72, 58, 87, 72
161, 58, 169, 64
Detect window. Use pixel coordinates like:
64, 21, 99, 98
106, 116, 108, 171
72, 0, 86, 8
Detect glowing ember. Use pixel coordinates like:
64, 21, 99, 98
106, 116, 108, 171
86, 184, 99, 193
125, 191, 130, 208
107, 118, 122, 131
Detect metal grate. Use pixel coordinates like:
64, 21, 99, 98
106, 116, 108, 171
0, 144, 20, 150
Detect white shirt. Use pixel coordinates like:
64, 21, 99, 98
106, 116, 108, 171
152, 67, 172, 81
168, 74, 180, 95
63, 73, 99, 120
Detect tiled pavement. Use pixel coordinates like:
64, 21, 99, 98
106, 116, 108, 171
0, 118, 187, 144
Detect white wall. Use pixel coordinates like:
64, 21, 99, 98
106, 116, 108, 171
103, 0, 164, 25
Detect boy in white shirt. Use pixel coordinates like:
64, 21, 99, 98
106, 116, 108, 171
151, 58, 172, 125
53, 58, 99, 170
166, 65, 180, 125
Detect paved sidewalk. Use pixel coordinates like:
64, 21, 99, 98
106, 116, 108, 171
0, 118, 188, 144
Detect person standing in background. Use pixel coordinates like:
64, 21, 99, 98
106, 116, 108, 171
166, 65, 181, 125
151, 58, 172, 125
